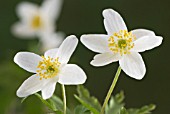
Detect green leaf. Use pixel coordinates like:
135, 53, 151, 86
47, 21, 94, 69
119, 107, 129, 114
75, 85, 101, 114
74, 105, 91, 114
105, 91, 125, 114
50, 95, 64, 112
75, 95, 99, 114
50, 95, 72, 114
34, 93, 72, 114
127, 104, 156, 114
34, 93, 58, 112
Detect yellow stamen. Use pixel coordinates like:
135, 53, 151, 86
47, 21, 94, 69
36, 56, 60, 80
31, 15, 43, 29
108, 30, 136, 56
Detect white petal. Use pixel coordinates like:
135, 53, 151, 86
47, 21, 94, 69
131, 29, 155, 39
40, 32, 65, 52
41, 0, 63, 21
37, 17, 56, 35
16, 2, 39, 21
11, 22, 36, 38
41, 81, 57, 99
132, 36, 163, 52
103, 9, 127, 35
44, 48, 58, 58
80, 34, 110, 53
90, 53, 121, 66
14, 52, 42, 73
17, 74, 46, 97
119, 52, 146, 80
58, 64, 87, 85
57, 35, 78, 64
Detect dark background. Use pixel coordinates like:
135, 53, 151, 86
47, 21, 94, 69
0, 0, 169, 113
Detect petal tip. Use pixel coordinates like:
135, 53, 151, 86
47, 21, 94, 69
66, 35, 78, 44
80, 35, 86, 43
102, 8, 118, 18
42, 94, 51, 100
14, 52, 21, 64
16, 89, 26, 98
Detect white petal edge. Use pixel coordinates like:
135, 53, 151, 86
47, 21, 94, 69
41, 81, 57, 99
58, 64, 87, 85
119, 52, 146, 80
17, 74, 46, 97
40, 32, 65, 52
11, 22, 36, 38
14, 52, 42, 73
16, 1, 39, 21
90, 52, 121, 66
80, 34, 110, 53
56, 35, 78, 64
131, 29, 155, 39
103, 9, 127, 35
132, 36, 163, 52
41, 0, 63, 21
44, 48, 58, 58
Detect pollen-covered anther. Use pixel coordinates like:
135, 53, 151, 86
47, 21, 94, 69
36, 56, 61, 80
108, 30, 136, 56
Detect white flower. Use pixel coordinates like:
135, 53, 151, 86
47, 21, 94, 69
14, 35, 87, 99
12, 0, 62, 38
39, 32, 65, 52
81, 9, 163, 80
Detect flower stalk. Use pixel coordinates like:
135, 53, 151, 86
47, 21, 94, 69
101, 66, 122, 114
62, 84, 66, 114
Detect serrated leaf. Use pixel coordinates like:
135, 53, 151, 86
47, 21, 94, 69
74, 105, 91, 114
75, 95, 99, 114
127, 104, 156, 114
75, 85, 101, 114
105, 91, 125, 114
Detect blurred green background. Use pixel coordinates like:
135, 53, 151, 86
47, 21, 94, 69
0, 0, 169, 113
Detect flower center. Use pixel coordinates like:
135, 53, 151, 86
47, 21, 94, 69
31, 15, 43, 29
108, 30, 136, 55
37, 56, 61, 80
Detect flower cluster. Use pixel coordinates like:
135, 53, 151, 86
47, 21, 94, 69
12, 1, 163, 113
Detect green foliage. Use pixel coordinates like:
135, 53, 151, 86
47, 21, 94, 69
74, 85, 101, 114
34, 93, 72, 114
20, 85, 156, 114
118, 104, 156, 114
105, 91, 125, 114
74, 105, 91, 114
50, 95, 72, 114
119, 107, 129, 114
34, 93, 62, 113
74, 85, 156, 114
127, 104, 156, 114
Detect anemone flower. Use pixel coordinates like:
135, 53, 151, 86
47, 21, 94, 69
12, 0, 62, 38
81, 9, 163, 80
14, 35, 87, 99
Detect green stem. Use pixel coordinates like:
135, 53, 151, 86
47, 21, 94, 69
100, 66, 122, 114
62, 84, 66, 114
